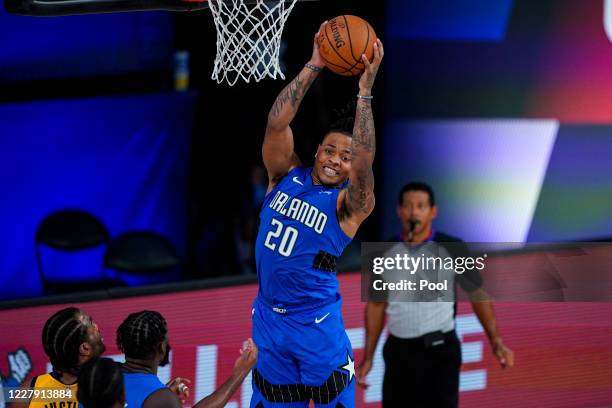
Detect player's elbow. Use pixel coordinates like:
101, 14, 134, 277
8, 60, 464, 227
348, 192, 375, 217
266, 113, 289, 132
364, 195, 375, 216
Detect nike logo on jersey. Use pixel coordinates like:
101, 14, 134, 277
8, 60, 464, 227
315, 312, 331, 324
292, 177, 304, 185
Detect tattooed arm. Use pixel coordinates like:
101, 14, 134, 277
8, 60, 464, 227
338, 39, 384, 237
263, 22, 327, 192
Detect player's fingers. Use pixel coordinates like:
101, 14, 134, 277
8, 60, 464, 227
376, 39, 385, 60
372, 41, 380, 63
178, 382, 190, 395
318, 20, 328, 33
362, 54, 371, 70
496, 350, 507, 367
316, 21, 327, 37
240, 338, 251, 355
244, 338, 255, 351
505, 350, 515, 368
170, 377, 185, 386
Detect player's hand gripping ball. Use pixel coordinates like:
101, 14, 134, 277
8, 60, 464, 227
317, 15, 378, 76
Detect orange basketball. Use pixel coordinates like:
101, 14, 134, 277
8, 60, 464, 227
317, 15, 377, 76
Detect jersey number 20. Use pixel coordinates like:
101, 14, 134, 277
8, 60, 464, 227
264, 218, 298, 257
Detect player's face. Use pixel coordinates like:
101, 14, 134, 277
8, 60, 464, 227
314, 133, 352, 186
80, 313, 106, 360
397, 191, 437, 235
159, 337, 171, 367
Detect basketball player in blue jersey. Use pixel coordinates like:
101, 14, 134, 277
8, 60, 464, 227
250, 21, 384, 408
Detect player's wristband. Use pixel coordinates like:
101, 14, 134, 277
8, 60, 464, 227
357, 94, 373, 100
305, 63, 323, 72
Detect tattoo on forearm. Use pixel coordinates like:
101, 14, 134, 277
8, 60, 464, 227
347, 167, 374, 214
269, 69, 318, 119
352, 100, 375, 153
347, 99, 376, 214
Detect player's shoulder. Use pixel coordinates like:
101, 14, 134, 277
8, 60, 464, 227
30, 372, 63, 387
277, 166, 309, 185
264, 166, 308, 200
290, 165, 310, 178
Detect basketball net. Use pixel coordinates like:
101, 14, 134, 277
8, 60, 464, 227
208, 0, 298, 86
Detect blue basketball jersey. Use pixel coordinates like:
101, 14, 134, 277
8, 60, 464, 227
122, 372, 166, 408
255, 166, 352, 308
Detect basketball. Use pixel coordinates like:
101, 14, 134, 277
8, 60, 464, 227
317, 15, 378, 76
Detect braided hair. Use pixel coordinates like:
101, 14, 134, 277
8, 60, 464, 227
116, 311, 167, 360
42, 307, 89, 373
77, 358, 124, 408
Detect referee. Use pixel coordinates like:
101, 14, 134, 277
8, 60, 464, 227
357, 182, 514, 408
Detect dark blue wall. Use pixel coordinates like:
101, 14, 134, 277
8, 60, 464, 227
0, 92, 197, 300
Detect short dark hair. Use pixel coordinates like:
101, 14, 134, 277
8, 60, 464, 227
398, 182, 436, 206
42, 307, 89, 372
325, 102, 355, 139
78, 358, 124, 408
116, 311, 167, 360
327, 116, 354, 138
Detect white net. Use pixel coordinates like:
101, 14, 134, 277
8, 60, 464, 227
208, 0, 299, 86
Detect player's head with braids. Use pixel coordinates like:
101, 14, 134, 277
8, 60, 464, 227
116, 311, 171, 367
78, 357, 125, 408
42, 307, 106, 374
314, 102, 356, 187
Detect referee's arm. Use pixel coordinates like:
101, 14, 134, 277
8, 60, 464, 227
356, 301, 387, 388
466, 287, 515, 369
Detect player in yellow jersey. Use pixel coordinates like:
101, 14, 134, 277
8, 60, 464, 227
28, 307, 105, 408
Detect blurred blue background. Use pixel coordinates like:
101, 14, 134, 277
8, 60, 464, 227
0, 93, 196, 299
0, 12, 174, 81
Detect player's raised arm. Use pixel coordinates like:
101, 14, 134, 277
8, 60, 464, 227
263, 22, 327, 189
339, 39, 384, 237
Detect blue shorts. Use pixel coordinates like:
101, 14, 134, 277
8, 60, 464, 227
250, 296, 355, 408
